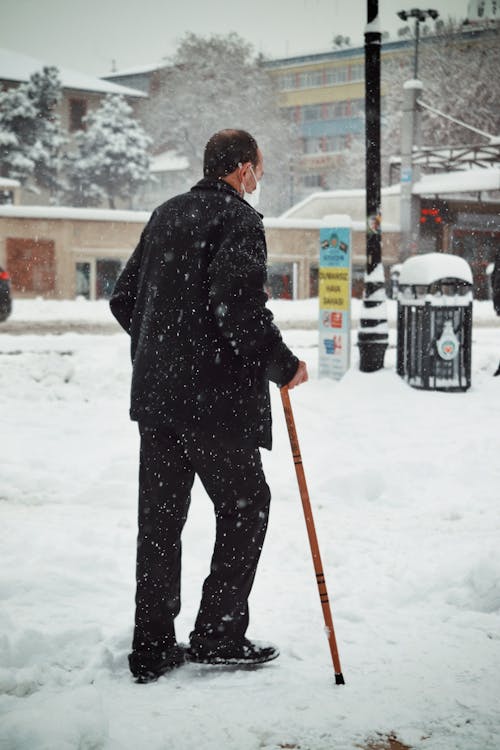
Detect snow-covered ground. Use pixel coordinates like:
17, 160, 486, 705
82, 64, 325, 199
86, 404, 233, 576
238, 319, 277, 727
6, 295, 499, 327
0, 299, 499, 750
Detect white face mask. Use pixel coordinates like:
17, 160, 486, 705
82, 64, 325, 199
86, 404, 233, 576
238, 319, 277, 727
239, 163, 261, 208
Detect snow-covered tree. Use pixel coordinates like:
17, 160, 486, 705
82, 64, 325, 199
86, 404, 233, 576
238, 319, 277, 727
66, 95, 152, 208
324, 137, 366, 190
0, 86, 38, 183
26, 67, 66, 196
141, 32, 301, 215
0, 66, 65, 196
381, 22, 500, 179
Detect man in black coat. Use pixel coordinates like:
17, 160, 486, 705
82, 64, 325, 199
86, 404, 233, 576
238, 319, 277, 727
110, 129, 308, 682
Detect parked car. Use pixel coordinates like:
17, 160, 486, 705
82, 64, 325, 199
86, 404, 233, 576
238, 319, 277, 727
0, 266, 12, 322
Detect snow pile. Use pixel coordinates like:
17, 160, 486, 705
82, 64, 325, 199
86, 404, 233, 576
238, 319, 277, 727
0, 308, 499, 750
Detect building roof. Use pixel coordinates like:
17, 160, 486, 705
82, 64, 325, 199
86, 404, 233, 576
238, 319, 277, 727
263, 27, 491, 71
413, 167, 500, 195
263, 39, 411, 70
0, 177, 20, 188
282, 168, 500, 222
104, 62, 165, 78
0, 205, 150, 222
0, 48, 147, 98
150, 150, 189, 173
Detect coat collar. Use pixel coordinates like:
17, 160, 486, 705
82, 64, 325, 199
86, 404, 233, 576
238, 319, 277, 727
191, 177, 263, 218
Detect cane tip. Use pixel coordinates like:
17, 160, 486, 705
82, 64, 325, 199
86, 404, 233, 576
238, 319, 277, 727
335, 672, 345, 685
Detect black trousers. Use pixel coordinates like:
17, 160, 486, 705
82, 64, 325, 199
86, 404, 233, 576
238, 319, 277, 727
132, 422, 271, 654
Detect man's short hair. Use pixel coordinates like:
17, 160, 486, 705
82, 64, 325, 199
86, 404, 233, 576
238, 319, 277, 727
204, 129, 258, 179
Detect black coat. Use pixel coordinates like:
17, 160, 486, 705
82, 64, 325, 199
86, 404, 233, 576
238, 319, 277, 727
492, 249, 500, 316
110, 178, 298, 449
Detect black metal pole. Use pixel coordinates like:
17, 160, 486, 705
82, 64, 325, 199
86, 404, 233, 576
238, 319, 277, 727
357, 0, 389, 372
414, 18, 420, 78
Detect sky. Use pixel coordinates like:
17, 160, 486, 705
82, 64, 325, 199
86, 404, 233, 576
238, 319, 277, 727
0, 0, 470, 77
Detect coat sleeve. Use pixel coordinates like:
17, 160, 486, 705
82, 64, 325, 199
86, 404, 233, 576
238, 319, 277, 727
492, 251, 500, 316
109, 228, 146, 334
208, 215, 299, 387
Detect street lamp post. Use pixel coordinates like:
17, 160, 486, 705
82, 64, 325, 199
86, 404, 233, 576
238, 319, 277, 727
357, 0, 389, 372
397, 7, 439, 261
397, 8, 439, 78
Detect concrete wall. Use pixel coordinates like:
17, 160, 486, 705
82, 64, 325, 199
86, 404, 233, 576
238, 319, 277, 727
0, 210, 146, 299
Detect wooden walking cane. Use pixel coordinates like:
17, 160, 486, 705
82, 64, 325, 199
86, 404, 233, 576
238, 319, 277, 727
280, 385, 345, 685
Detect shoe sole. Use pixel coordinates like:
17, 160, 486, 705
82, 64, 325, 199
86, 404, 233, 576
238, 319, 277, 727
185, 650, 279, 666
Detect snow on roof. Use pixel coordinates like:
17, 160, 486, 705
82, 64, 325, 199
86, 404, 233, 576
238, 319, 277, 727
399, 253, 473, 286
151, 150, 189, 173
413, 167, 500, 195
281, 168, 499, 223
104, 62, 165, 78
0, 48, 147, 98
264, 216, 404, 233
0, 205, 397, 234
0, 177, 20, 187
264, 216, 359, 230
0, 205, 151, 223
403, 79, 424, 90
281, 184, 400, 219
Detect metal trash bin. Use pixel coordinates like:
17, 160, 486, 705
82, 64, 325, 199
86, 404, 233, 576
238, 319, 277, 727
397, 253, 473, 392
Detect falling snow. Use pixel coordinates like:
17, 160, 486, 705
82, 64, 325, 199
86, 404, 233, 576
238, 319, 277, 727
0, 297, 499, 750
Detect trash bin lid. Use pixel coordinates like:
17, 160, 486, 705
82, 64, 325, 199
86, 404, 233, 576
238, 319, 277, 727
399, 253, 473, 286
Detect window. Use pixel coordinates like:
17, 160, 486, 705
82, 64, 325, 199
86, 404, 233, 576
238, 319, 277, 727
303, 174, 323, 188
309, 266, 319, 297
302, 104, 322, 122
76, 262, 91, 299
0, 189, 14, 205
351, 99, 365, 116
324, 101, 350, 119
324, 135, 349, 152
284, 107, 298, 122
280, 73, 297, 90
325, 66, 348, 85
303, 137, 322, 154
266, 262, 297, 300
69, 98, 87, 132
349, 64, 365, 81
74, 258, 123, 300
299, 70, 323, 88
96, 259, 122, 299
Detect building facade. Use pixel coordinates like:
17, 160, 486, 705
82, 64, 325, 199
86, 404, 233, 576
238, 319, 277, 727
263, 41, 410, 203
0, 206, 148, 300
0, 205, 400, 302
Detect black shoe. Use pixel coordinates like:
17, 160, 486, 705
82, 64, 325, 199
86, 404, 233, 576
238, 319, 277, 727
494, 363, 500, 377
186, 636, 280, 666
129, 644, 186, 683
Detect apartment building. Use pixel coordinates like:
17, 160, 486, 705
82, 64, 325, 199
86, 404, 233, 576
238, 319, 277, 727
263, 40, 410, 202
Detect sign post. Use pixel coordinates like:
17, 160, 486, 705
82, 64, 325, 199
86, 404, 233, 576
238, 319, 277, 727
318, 223, 352, 380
